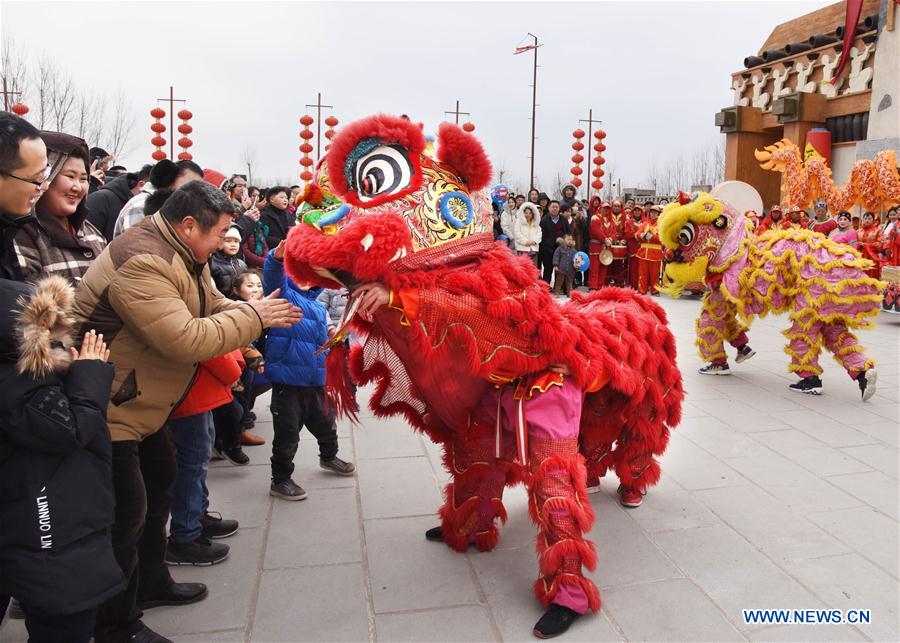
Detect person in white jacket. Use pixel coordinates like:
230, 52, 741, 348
513, 201, 542, 265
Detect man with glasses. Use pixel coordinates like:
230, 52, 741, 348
0, 112, 49, 281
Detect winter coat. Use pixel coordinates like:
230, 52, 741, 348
241, 220, 269, 269
262, 250, 328, 387
112, 185, 154, 238
560, 183, 578, 210
259, 204, 295, 250
513, 203, 543, 253
317, 288, 348, 327
571, 213, 590, 253
0, 276, 125, 615
14, 206, 107, 285
210, 251, 248, 294
552, 240, 578, 277
538, 213, 571, 252
171, 350, 245, 419
86, 175, 134, 242
72, 211, 264, 442
1, 212, 34, 281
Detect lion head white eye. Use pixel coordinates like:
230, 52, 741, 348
677, 223, 695, 247
353, 145, 413, 202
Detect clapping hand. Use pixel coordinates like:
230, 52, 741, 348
70, 329, 110, 362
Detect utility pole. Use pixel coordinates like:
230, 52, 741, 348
305, 92, 334, 160
515, 34, 541, 190
1, 77, 23, 111
444, 100, 470, 125
579, 109, 601, 199
156, 86, 186, 159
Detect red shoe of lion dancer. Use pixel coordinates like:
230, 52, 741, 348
283, 114, 684, 639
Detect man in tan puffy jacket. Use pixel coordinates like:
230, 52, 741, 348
74, 180, 301, 643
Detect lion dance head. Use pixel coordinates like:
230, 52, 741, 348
657, 191, 745, 297
284, 114, 494, 289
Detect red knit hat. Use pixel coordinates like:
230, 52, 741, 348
203, 168, 227, 189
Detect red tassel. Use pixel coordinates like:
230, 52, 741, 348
324, 340, 360, 422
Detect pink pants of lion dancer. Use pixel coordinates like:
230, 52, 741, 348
439, 377, 600, 615
785, 318, 872, 379
697, 289, 749, 365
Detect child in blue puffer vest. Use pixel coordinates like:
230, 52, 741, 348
262, 241, 355, 501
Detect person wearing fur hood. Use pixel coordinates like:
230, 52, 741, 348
0, 275, 124, 640
512, 201, 542, 263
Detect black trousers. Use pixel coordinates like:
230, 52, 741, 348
270, 385, 339, 483
538, 246, 555, 283
95, 428, 176, 643
212, 398, 244, 451
1, 596, 95, 643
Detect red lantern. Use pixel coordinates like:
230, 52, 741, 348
152, 150, 167, 161
300, 157, 314, 167
324, 129, 335, 140
594, 130, 606, 139
299, 170, 314, 181
324, 116, 339, 127
572, 141, 584, 151
299, 142, 314, 154
11, 103, 28, 116
151, 122, 166, 133
593, 143, 602, 152
150, 107, 166, 119
594, 156, 605, 165
177, 124, 193, 135
177, 152, 193, 161
462, 122, 475, 132
592, 180, 603, 190
573, 129, 585, 139
571, 154, 584, 164
300, 115, 314, 126
300, 130, 314, 140
178, 137, 193, 149
571, 177, 583, 187
571, 166, 583, 176
177, 109, 193, 120
592, 168, 603, 178
151, 135, 167, 147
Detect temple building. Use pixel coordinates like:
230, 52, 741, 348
716, 0, 898, 208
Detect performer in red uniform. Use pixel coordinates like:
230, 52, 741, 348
857, 211, 884, 278
757, 205, 785, 234
808, 200, 838, 236
587, 201, 617, 289
623, 206, 643, 289
635, 205, 663, 295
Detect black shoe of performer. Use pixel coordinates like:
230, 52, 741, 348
857, 369, 877, 402
425, 526, 444, 542
789, 375, 823, 395
533, 604, 581, 639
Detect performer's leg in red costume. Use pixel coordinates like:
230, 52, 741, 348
821, 322, 876, 379
784, 318, 824, 379
649, 259, 661, 294
437, 413, 517, 553
509, 379, 600, 616
587, 260, 606, 290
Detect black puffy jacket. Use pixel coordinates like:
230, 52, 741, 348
210, 250, 248, 294
85, 175, 134, 243
259, 204, 295, 250
0, 276, 125, 615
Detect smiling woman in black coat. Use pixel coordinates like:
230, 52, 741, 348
0, 275, 124, 641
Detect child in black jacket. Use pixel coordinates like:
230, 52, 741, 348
0, 276, 124, 641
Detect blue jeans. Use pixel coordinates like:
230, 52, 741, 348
168, 412, 214, 543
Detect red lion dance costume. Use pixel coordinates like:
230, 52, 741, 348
658, 192, 884, 400
283, 115, 683, 637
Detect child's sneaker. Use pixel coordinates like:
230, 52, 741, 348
699, 363, 731, 375
735, 344, 756, 364
270, 478, 307, 501
320, 456, 356, 476
223, 447, 250, 466
618, 485, 644, 508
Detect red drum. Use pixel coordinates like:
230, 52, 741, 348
610, 245, 628, 260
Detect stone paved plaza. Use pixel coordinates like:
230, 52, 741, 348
2, 296, 898, 643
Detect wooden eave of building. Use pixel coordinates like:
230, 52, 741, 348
758, 0, 880, 54
733, 29, 877, 78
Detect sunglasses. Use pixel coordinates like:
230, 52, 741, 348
1, 163, 52, 189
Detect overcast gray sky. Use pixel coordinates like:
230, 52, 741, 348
2, 0, 823, 192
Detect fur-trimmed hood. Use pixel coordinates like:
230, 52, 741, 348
0, 275, 75, 376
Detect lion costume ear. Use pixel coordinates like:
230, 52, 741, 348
326, 114, 426, 208
436, 122, 492, 191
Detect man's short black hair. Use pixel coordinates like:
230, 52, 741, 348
559, 203, 572, 213
644, 200, 654, 207
549, 199, 560, 207
266, 185, 289, 200
290, 185, 300, 190
160, 180, 235, 231
0, 111, 41, 174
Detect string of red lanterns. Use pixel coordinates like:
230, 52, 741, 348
298, 113, 340, 184
150, 107, 167, 161
570, 129, 585, 189
591, 129, 607, 194
177, 109, 193, 161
